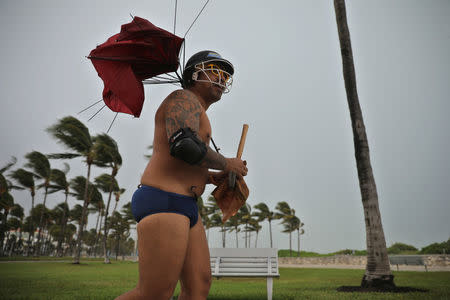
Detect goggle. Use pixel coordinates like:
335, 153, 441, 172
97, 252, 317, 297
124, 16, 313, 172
203, 63, 231, 82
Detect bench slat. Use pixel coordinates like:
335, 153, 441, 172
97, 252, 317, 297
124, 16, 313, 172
210, 258, 278, 263
211, 263, 277, 268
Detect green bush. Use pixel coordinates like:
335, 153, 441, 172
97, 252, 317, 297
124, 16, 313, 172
332, 249, 367, 256
420, 239, 450, 254
388, 242, 418, 254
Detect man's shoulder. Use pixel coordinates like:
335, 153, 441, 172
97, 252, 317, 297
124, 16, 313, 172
164, 89, 199, 105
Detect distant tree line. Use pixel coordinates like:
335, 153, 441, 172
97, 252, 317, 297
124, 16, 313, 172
199, 196, 305, 257
0, 116, 135, 263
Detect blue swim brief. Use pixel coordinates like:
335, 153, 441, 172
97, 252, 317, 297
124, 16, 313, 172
131, 185, 199, 227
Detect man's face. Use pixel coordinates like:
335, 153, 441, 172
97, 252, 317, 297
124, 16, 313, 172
194, 62, 232, 101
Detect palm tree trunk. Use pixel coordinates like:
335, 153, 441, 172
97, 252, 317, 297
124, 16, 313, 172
94, 212, 103, 257
289, 231, 292, 257
57, 192, 69, 257
235, 227, 238, 248
255, 231, 258, 248
269, 220, 273, 248
73, 163, 92, 264
36, 186, 49, 255
221, 225, 225, 248
102, 188, 114, 264
297, 229, 300, 257
333, 0, 394, 288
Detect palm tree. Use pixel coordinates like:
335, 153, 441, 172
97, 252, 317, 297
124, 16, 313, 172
95, 173, 119, 263
48, 165, 70, 257
51, 202, 70, 256
248, 217, 262, 248
47, 116, 109, 264
9, 204, 24, 255
226, 213, 241, 248
333, 0, 394, 288
8, 168, 36, 256
0, 192, 14, 255
292, 216, 305, 257
253, 203, 276, 248
8, 168, 35, 207
0, 157, 16, 197
24, 151, 53, 254
70, 176, 102, 259
238, 204, 252, 248
108, 211, 131, 260
275, 202, 295, 256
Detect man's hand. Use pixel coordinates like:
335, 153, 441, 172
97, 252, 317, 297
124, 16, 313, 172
225, 158, 248, 179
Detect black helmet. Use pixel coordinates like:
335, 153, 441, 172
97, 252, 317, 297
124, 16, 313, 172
182, 50, 234, 87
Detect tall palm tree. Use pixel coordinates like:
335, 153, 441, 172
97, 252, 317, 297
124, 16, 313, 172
24, 151, 53, 254
95, 173, 118, 263
253, 203, 276, 248
70, 176, 102, 260
333, 0, 394, 288
292, 216, 305, 257
248, 217, 262, 248
238, 204, 252, 248
48, 165, 70, 257
226, 213, 241, 248
275, 202, 295, 256
92, 133, 122, 261
47, 116, 109, 264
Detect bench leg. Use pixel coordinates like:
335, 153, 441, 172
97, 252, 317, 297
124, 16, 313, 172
267, 277, 273, 300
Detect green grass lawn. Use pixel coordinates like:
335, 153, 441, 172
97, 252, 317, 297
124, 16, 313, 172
0, 261, 449, 300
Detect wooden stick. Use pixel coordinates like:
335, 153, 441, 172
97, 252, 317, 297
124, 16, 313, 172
229, 124, 249, 188
236, 124, 249, 158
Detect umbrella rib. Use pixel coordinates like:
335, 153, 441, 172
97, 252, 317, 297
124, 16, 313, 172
88, 104, 106, 121
78, 99, 103, 115
184, 0, 210, 39
174, 0, 178, 34
107, 112, 119, 134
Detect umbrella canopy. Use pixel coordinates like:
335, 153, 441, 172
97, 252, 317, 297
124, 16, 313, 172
89, 16, 184, 117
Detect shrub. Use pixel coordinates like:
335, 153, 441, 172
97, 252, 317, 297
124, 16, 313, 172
387, 242, 418, 254
420, 239, 450, 254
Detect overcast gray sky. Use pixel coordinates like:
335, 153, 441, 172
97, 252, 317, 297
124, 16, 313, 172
1, 0, 449, 253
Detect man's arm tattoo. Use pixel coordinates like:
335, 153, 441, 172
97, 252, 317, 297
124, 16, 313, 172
164, 90, 227, 170
165, 90, 202, 138
199, 147, 227, 170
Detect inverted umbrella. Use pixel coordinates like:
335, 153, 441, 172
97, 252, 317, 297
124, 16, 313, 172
88, 16, 184, 118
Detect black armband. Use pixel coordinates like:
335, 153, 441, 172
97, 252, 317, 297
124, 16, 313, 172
169, 127, 207, 165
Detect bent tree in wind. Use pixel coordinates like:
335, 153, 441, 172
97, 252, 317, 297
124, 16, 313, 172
333, 0, 394, 288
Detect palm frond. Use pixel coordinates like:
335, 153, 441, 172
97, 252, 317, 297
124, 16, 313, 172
0, 156, 17, 173
47, 116, 92, 153
8, 168, 35, 189
24, 151, 51, 179
47, 153, 81, 159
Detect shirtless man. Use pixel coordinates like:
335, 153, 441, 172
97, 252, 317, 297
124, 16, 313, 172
117, 51, 248, 300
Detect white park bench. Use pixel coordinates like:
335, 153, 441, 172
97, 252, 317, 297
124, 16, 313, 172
209, 248, 280, 300
389, 255, 428, 271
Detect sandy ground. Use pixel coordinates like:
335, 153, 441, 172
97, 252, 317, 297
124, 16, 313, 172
279, 263, 450, 272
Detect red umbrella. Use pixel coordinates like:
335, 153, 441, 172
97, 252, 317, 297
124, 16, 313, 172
88, 16, 184, 118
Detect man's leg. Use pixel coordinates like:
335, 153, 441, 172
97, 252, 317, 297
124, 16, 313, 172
178, 215, 212, 300
116, 213, 190, 300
